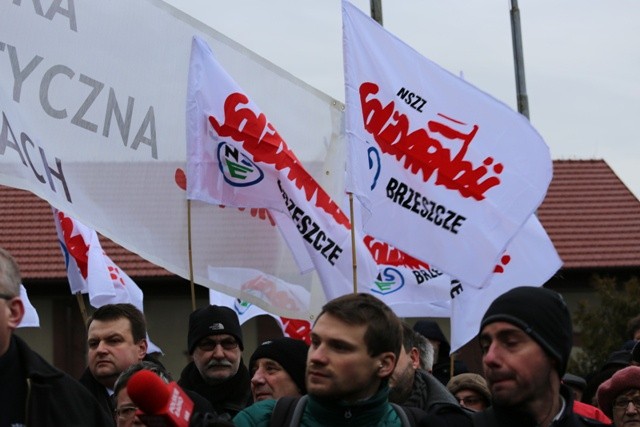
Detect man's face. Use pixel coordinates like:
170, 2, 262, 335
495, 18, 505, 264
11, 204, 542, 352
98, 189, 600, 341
250, 358, 301, 402
114, 388, 145, 427
480, 321, 556, 408
306, 313, 394, 403
87, 317, 147, 388
455, 389, 488, 412
192, 333, 242, 384
612, 390, 640, 427
389, 347, 415, 402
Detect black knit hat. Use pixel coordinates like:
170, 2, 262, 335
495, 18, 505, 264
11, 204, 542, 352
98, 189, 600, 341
187, 305, 243, 354
249, 337, 309, 394
480, 286, 572, 376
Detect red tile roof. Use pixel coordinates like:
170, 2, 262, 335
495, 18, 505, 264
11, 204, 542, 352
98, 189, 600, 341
537, 159, 640, 269
2, 159, 640, 279
0, 185, 169, 280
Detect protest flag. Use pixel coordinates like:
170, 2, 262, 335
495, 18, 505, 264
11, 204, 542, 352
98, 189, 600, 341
53, 208, 162, 353
209, 290, 311, 343
186, 35, 377, 302
342, 0, 552, 288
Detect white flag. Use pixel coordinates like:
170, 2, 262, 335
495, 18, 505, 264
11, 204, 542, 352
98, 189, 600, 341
342, 1, 552, 288
18, 284, 40, 328
186, 36, 376, 302
209, 290, 311, 343
449, 215, 562, 352
53, 208, 162, 353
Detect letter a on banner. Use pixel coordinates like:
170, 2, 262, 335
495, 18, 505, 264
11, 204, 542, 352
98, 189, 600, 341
342, 1, 553, 288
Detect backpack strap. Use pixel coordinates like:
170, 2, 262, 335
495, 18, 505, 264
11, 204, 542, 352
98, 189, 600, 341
269, 395, 308, 427
390, 403, 427, 427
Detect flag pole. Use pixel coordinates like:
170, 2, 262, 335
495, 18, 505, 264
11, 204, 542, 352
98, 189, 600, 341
348, 193, 358, 294
187, 199, 197, 311
75, 291, 89, 325
509, 0, 529, 119
370, 0, 383, 25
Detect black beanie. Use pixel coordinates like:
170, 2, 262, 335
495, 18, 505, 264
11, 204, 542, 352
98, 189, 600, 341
480, 286, 572, 376
187, 305, 243, 354
249, 337, 309, 394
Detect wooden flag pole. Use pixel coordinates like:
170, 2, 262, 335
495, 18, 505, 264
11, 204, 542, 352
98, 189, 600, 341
348, 193, 358, 294
75, 291, 89, 326
187, 199, 196, 311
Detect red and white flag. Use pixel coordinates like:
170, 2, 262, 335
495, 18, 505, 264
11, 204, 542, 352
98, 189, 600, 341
342, 1, 552, 288
209, 290, 311, 343
186, 36, 376, 302
53, 208, 162, 353
449, 214, 562, 352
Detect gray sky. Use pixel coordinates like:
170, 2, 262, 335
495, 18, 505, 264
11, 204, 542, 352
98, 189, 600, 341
166, 0, 640, 198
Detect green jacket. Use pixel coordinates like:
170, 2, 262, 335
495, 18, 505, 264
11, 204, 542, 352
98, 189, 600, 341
234, 386, 406, 427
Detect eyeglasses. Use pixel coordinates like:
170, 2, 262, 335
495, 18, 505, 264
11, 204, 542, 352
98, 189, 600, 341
197, 338, 239, 351
115, 405, 138, 420
614, 396, 640, 409
457, 396, 483, 406
0, 293, 17, 300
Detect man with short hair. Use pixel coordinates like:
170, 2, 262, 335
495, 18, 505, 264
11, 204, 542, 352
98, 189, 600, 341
0, 247, 112, 426
80, 303, 150, 421
390, 322, 467, 422
596, 365, 640, 426
249, 337, 309, 402
234, 293, 466, 426
178, 305, 251, 419
474, 286, 607, 427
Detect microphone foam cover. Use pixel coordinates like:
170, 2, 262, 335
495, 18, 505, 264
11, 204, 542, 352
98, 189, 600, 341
127, 370, 171, 414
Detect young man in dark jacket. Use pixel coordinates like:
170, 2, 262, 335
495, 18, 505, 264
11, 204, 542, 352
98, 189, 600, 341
474, 286, 607, 427
234, 293, 471, 427
0, 247, 112, 426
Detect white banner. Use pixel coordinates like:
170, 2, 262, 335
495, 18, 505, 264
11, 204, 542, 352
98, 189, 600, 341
0, 1, 344, 318
18, 284, 40, 328
342, 1, 552, 288
449, 215, 562, 352
209, 290, 311, 343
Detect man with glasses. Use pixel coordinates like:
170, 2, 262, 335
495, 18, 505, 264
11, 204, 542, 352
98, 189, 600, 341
0, 247, 112, 426
475, 286, 606, 427
178, 305, 252, 420
596, 365, 640, 427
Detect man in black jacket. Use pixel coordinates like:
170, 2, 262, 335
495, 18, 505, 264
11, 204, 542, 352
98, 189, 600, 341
178, 305, 252, 420
0, 247, 112, 426
80, 303, 150, 423
474, 286, 606, 427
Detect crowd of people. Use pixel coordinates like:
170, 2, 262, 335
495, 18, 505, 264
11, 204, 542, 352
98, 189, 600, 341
1, 246, 639, 426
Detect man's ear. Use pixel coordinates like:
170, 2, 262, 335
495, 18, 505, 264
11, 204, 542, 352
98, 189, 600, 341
137, 338, 148, 360
409, 347, 420, 369
7, 298, 25, 330
376, 352, 396, 378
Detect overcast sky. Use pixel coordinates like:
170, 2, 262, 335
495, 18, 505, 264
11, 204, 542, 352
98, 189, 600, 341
165, 0, 640, 198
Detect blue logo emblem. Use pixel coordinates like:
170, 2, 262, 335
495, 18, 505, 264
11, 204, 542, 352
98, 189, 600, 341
371, 267, 405, 295
217, 141, 264, 187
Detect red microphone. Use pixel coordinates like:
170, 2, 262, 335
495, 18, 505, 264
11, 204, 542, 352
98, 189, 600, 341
127, 370, 194, 427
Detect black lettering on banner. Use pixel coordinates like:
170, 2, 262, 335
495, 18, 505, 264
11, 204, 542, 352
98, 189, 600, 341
277, 179, 344, 266
385, 176, 467, 235
450, 280, 463, 299
396, 87, 427, 112
1, 43, 158, 159
1, 109, 72, 202
12, 0, 78, 32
